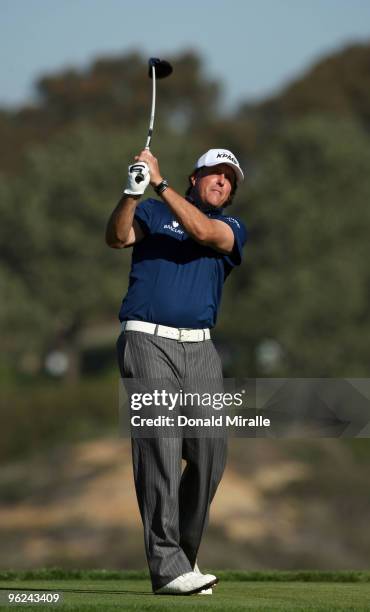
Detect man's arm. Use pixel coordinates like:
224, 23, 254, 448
135, 150, 234, 254
105, 160, 151, 249
105, 195, 145, 249
160, 188, 234, 254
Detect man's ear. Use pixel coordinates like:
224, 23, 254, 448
190, 173, 197, 187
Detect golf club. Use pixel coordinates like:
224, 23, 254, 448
135, 57, 173, 183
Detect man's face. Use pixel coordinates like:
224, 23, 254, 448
191, 164, 236, 208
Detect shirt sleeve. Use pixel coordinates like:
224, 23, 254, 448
134, 198, 157, 235
218, 215, 248, 267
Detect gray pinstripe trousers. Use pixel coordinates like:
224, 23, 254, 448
116, 330, 227, 591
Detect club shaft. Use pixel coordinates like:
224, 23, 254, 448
145, 65, 156, 150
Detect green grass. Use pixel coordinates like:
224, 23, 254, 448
1, 571, 370, 611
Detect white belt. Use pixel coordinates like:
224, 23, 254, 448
121, 320, 211, 342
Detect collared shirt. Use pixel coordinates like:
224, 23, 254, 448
119, 198, 248, 328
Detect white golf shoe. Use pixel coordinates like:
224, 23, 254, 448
194, 561, 214, 595
154, 570, 217, 595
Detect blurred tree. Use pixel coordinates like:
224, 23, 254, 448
36, 50, 220, 129
222, 116, 370, 377
238, 43, 370, 131
0, 126, 129, 376
0, 123, 205, 378
2, 45, 370, 380
0, 50, 221, 174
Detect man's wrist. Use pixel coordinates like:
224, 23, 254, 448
151, 176, 163, 188
153, 179, 169, 196
122, 192, 141, 201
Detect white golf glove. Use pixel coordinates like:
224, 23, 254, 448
123, 162, 150, 196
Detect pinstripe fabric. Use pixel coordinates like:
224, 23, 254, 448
116, 331, 227, 591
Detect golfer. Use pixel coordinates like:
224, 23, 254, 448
105, 148, 247, 595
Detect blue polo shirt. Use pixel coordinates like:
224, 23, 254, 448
119, 198, 247, 328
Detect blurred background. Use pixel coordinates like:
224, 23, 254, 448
1, 0, 370, 571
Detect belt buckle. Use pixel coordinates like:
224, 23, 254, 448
178, 328, 188, 342
179, 328, 198, 342
178, 328, 204, 342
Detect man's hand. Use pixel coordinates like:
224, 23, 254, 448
135, 150, 163, 187
124, 162, 150, 196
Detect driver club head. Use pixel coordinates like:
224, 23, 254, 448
148, 57, 173, 79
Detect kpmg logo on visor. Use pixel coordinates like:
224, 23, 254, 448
216, 152, 238, 166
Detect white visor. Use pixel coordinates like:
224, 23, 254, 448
195, 148, 244, 185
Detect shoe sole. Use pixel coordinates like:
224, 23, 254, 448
154, 577, 218, 596
197, 588, 213, 595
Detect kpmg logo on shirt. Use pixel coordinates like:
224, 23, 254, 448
225, 216, 240, 229
163, 220, 184, 235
